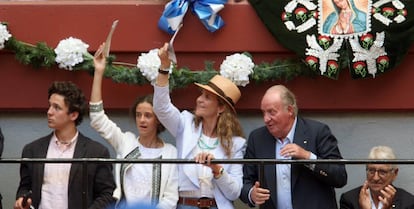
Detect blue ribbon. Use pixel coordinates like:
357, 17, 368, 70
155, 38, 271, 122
158, 0, 227, 34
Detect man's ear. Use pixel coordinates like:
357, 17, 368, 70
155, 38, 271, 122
69, 111, 79, 122
393, 168, 399, 177
287, 105, 294, 116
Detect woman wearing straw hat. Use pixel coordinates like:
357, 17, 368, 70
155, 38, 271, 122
153, 43, 246, 209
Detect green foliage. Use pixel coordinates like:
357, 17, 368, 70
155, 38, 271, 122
5, 37, 56, 68
252, 58, 317, 82
3, 36, 310, 89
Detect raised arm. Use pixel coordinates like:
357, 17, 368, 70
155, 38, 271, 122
90, 43, 106, 103
153, 43, 184, 137
89, 43, 130, 152
155, 42, 170, 87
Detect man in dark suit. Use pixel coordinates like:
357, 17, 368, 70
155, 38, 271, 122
14, 81, 115, 209
340, 146, 414, 209
240, 84, 347, 209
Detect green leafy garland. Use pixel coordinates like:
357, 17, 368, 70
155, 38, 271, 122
4, 35, 315, 89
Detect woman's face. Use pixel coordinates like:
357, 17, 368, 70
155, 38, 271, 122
135, 102, 159, 137
195, 89, 223, 119
333, 0, 349, 9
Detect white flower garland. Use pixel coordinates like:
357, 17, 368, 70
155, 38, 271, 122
54, 37, 90, 70
137, 49, 255, 86
0, 22, 314, 86
0, 24, 12, 50
219, 53, 254, 87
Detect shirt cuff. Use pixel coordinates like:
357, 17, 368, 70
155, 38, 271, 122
305, 152, 317, 171
89, 101, 103, 112
248, 187, 257, 206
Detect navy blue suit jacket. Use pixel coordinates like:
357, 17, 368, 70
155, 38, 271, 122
16, 132, 116, 209
240, 117, 347, 209
340, 186, 414, 209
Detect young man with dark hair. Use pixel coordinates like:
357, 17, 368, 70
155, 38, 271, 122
14, 81, 116, 209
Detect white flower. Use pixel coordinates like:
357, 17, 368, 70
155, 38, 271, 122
220, 53, 254, 87
137, 48, 167, 83
54, 37, 89, 70
0, 24, 12, 50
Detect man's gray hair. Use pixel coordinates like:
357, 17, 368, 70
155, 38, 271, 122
368, 145, 397, 168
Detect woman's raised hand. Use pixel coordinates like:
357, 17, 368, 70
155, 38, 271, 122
93, 43, 106, 74
158, 43, 171, 70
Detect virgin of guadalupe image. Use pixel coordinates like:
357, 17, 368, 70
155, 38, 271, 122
322, 0, 367, 35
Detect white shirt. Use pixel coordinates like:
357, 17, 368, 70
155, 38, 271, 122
124, 144, 163, 207
275, 118, 296, 209
39, 132, 78, 209
369, 189, 384, 209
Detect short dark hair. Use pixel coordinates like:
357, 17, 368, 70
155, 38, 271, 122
130, 94, 165, 134
48, 81, 86, 126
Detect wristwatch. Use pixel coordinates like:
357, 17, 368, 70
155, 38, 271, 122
158, 68, 170, 75
158, 66, 172, 75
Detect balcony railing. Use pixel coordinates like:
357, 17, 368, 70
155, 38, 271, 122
2, 158, 413, 209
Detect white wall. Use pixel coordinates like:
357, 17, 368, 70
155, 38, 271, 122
1, 112, 414, 209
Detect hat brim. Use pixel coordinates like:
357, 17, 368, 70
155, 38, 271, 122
194, 82, 237, 114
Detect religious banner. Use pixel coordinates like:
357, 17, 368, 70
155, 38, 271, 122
248, 0, 414, 79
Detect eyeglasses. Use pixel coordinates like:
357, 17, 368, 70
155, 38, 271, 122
366, 168, 394, 178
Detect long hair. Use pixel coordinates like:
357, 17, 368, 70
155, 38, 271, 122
194, 98, 244, 158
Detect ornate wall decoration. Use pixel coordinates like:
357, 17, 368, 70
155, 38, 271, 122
249, 0, 414, 79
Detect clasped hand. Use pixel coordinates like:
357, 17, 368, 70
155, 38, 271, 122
194, 152, 222, 175
359, 181, 396, 209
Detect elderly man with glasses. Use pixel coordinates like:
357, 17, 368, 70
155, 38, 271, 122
340, 146, 414, 209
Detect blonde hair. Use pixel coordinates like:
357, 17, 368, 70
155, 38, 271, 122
194, 98, 244, 158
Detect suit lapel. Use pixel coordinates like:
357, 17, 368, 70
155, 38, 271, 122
69, 135, 86, 186
36, 136, 52, 191
260, 129, 277, 208
181, 124, 201, 159
291, 117, 309, 190
182, 125, 203, 187
392, 188, 402, 208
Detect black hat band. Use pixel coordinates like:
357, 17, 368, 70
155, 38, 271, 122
207, 82, 235, 107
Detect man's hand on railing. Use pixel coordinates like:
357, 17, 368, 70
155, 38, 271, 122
14, 192, 33, 209
250, 181, 270, 206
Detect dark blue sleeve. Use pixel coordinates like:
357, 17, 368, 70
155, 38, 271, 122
0, 127, 3, 157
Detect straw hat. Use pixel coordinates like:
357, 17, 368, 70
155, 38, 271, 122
194, 75, 241, 113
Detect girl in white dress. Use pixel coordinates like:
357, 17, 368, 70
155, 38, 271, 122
89, 43, 178, 209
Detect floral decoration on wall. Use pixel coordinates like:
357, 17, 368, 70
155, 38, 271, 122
0, 22, 312, 89
249, 0, 414, 79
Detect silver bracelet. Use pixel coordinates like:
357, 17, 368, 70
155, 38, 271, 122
89, 102, 103, 112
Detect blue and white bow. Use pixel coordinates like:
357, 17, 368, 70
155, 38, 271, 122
158, 0, 227, 34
